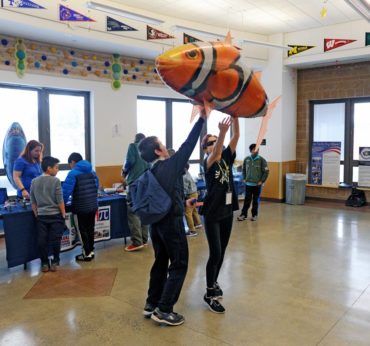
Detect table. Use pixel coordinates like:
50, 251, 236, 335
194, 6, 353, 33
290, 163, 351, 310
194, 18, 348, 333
0, 195, 130, 268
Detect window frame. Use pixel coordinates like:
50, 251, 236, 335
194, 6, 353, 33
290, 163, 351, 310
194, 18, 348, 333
0, 83, 91, 174
309, 97, 370, 185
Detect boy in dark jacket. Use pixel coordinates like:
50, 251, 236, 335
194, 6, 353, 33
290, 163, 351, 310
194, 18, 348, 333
237, 143, 269, 221
138, 114, 205, 326
63, 152, 99, 261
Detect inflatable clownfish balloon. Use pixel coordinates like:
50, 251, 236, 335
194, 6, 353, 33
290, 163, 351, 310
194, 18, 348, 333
155, 32, 280, 149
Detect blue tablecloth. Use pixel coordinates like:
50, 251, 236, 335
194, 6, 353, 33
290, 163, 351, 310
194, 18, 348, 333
0, 195, 130, 268
196, 174, 245, 198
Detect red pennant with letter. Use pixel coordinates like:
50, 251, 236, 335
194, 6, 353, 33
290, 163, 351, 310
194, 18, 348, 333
147, 25, 174, 40
324, 38, 356, 52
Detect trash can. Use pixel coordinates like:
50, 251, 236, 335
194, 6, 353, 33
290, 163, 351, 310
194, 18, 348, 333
286, 173, 306, 205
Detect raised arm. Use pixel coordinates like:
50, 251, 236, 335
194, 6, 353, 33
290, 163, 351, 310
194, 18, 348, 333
206, 117, 232, 170
228, 117, 240, 154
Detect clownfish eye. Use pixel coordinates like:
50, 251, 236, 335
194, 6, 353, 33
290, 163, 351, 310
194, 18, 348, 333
185, 50, 199, 59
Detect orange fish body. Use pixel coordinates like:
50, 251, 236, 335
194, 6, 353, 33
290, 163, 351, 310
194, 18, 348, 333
155, 40, 268, 118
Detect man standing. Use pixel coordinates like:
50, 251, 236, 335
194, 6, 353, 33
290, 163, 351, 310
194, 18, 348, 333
237, 144, 269, 222
63, 153, 99, 261
122, 133, 150, 252
138, 113, 205, 326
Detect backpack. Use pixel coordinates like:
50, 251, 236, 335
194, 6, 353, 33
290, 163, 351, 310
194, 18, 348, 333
345, 188, 367, 207
130, 169, 172, 225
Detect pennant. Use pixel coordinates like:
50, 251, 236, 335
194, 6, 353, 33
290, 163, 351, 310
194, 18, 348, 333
183, 33, 202, 44
107, 16, 137, 32
324, 38, 356, 52
366, 33, 370, 46
59, 4, 95, 22
287, 45, 315, 57
1, 0, 44, 8
147, 25, 174, 40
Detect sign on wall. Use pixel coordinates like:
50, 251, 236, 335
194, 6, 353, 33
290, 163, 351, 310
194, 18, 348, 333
358, 147, 370, 187
311, 142, 341, 186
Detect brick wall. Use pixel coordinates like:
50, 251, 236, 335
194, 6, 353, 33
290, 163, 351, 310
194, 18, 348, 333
297, 61, 370, 200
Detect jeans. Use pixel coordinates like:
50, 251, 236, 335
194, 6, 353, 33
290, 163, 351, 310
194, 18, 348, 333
241, 185, 262, 217
76, 211, 96, 256
37, 214, 65, 265
204, 214, 233, 288
146, 216, 188, 313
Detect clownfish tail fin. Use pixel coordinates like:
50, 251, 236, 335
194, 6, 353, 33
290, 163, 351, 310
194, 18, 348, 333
190, 105, 201, 123
225, 31, 232, 45
255, 96, 281, 151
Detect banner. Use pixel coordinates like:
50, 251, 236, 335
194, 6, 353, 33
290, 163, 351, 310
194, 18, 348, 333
324, 38, 356, 52
59, 4, 95, 22
311, 142, 341, 186
366, 33, 370, 46
183, 33, 202, 44
61, 206, 111, 252
287, 45, 315, 57
1, 0, 44, 8
107, 16, 137, 32
147, 25, 174, 40
358, 147, 370, 187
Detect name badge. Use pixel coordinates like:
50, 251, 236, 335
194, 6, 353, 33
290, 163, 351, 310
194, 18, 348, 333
226, 192, 232, 205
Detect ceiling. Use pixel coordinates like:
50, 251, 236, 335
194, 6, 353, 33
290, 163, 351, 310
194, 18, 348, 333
109, 0, 362, 35
0, 0, 364, 60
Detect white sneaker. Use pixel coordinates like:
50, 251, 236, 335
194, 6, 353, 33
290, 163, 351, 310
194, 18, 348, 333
251, 216, 257, 221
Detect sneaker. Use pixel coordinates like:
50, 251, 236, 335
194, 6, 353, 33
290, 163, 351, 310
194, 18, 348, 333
50, 261, 57, 272
143, 303, 156, 318
237, 214, 247, 221
143, 242, 149, 247
90, 251, 95, 259
41, 263, 49, 273
204, 294, 225, 313
151, 307, 185, 326
251, 216, 257, 221
75, 254, 92, 262
195, 224, 203, 229
185, 230, 198, 237
214, 282, 223, 299
125, 244, 144, 252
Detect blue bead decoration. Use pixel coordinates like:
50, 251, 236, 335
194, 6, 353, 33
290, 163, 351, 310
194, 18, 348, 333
5, 60, 10, 65
87, 66, 92, 71
63, 68, 69, 75
104, 61, 110, 67
41, 55, 47, 61
1, 39, 8, 46
34, 61, 41, 68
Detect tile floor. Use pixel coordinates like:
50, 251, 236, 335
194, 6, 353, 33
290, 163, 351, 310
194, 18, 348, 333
1, 201, 370, 345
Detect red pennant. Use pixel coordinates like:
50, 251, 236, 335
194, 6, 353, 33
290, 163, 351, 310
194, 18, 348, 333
147, 25, 174, 40
324, 38, 356, 52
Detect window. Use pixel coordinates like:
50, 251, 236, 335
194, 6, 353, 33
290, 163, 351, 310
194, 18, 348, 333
137, 96, 235, 176
0, 84, 90, 195
310, 98, 370, 184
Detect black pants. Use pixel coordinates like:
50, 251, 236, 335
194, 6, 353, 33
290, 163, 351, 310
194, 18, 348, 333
37, 214, 65, 265
241, 185, 262, 217
76, 211, 96, 256
146, 216, 188, 313
204, 214, 233, 288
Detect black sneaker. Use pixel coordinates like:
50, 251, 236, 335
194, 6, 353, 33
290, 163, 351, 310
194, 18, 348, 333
214, 282, 223, 299
75, 254, 92, 262
143, 303, 156, 318
204, 294, 225, 313
151, 307, 185, 326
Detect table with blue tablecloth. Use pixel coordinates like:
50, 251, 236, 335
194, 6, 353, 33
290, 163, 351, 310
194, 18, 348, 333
0, 195, 130, 268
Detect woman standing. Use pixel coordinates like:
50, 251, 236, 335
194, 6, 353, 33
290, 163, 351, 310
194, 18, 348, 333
200, 117, 240, 313
13, 140, 44, 199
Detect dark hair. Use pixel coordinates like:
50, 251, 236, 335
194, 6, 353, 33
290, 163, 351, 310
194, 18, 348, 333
167, 148, 176, 157
249, 143, 256, 152
201, 134, 213, 150
134, 133, 145, 143
138, 136, 160, 163
68, 152, 83, 164
21, 140, 44, 163
185, 162, 190, 170
41, 156, 59, 172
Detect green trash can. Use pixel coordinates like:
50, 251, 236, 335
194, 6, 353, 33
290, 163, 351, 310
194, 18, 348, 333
286, 173, 306, 205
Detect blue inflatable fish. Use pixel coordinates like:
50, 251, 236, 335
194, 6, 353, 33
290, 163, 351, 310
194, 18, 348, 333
2, 122, 27, 189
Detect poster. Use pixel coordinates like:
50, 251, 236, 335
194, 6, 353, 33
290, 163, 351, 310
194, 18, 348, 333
311, 142, 341, 186
358, 147, 370, 187
61, 205, 111, 252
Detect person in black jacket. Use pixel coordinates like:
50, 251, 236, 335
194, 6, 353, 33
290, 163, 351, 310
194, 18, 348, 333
63, 153, 99, 262
138, 113, 205, 326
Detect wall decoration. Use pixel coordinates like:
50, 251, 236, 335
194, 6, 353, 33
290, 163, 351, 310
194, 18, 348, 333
147, 25, 174, 40
14, 38, 26, 77
111, 53, 122, 90
59, 4, 95, 22
183, 33, 202, 44
107, 16, 138, 32
1, 0, 45, 8
366, 33, 370, 46
287, 45, 315, 57
324, 38, 356, 52
0, 34, 162, 87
